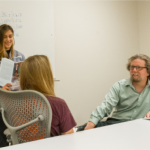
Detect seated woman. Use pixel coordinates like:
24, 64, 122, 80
19, 55, 76, 136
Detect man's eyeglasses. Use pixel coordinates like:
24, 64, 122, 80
130, 65, 147, 71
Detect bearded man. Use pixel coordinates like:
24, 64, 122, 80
83, 54, 150, 130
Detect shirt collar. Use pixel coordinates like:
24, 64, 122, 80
147, 80, 150, 87
125, 78, 150, 88
125, 78, 133, 87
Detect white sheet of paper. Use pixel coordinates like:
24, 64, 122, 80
0, 58, 14, 86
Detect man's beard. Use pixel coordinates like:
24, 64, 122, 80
131, 73, 142, 82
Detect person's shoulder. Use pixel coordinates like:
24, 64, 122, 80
117, 78, 128, 85
46, 96, 67, 105
113, 78, 129, 89
14, 50, 23, 56
14, 50, 25, 61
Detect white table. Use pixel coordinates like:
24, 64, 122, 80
2, 119, 150, 150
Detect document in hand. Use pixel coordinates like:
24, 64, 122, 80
11, 61, 22, 91
0, 58, 23, 90
0, 58, 14, 86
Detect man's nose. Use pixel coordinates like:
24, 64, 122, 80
133, 67, 137, 71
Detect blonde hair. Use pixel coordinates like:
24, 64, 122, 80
126, 54, 150, 79
0, 24, 14, 60
20, 55, 56, 97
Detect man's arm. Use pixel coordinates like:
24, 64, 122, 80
84, 122, 95, 130
84, 82, 120, 130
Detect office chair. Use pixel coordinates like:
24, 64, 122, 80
0, 89, 52, 145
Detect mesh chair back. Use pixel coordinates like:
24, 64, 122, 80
0, 89, 52, 144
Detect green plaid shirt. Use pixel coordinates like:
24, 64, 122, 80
90, 78, 150, 125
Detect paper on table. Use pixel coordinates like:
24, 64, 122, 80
0, 58, 14, 86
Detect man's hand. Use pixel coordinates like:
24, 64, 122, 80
84, 121, 95, 130
2, 83, 12, 91
144, 111, 150, 118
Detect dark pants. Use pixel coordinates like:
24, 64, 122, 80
95, 118, 126, 128
77, 118, 126, 132
0, 114, 8, 147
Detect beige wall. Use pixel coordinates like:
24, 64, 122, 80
138, 1, 150, 55
54, 1, 140, 125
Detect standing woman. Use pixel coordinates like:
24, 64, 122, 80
0, 24, 25, 147
0, 24, 25, 90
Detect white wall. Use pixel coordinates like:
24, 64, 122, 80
138, 1, 150, 55
54, 1, 140, 125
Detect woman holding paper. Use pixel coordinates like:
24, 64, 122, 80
0, 24, 25, 90
0, 24, 25, 147
19, 55, 76, 136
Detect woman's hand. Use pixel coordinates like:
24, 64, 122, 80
61, 128, 74, 135
2, 83, 12, 91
